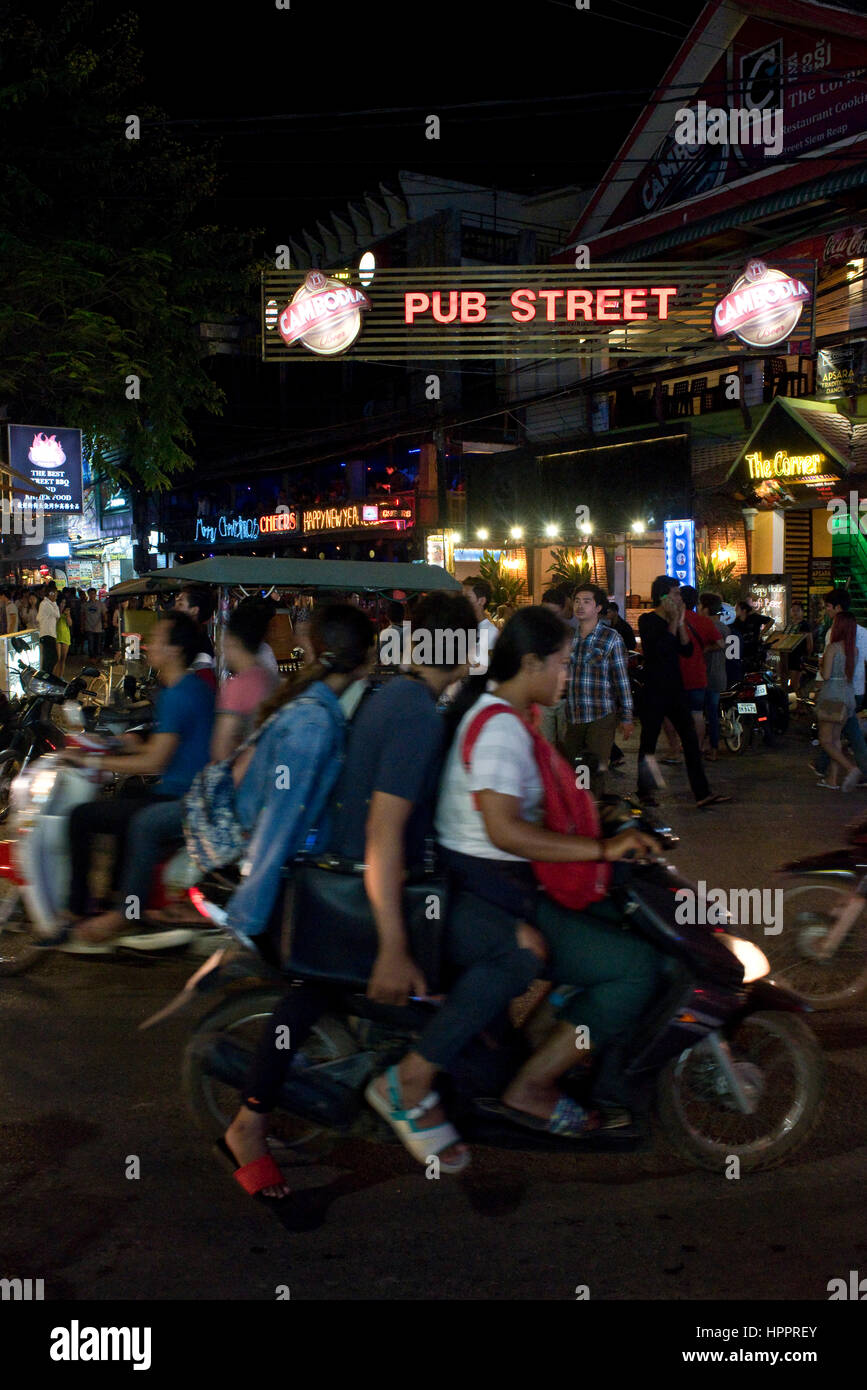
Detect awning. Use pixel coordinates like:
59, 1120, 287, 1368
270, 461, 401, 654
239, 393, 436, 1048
726, 398, 867, 508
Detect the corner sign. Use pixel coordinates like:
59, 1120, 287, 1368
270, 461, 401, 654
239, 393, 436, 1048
713, 260, 811, 349
278, 271, 370, 356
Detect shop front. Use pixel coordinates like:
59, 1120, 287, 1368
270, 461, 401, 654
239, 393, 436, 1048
725, 396, 867, 618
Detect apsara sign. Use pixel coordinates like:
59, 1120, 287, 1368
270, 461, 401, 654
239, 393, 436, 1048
713, 261, 811, 349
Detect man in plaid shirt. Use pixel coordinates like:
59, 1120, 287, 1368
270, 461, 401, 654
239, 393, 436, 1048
561, 584, 633, 795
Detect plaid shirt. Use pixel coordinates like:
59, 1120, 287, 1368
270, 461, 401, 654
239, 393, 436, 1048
566, 621, 633, 724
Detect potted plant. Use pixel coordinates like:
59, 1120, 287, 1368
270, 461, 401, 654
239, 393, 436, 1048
547, 546, 595, 591
478, 550, 527, 607
696, 550, 741, 603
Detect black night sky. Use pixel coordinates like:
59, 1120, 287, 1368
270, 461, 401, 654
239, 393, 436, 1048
138, 0, 708, 247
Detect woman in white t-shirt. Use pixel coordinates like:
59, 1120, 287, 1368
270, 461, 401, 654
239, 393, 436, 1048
437, 606, 663, 1133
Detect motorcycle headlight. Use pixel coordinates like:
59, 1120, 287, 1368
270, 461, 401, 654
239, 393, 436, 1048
719, 933, 770, 984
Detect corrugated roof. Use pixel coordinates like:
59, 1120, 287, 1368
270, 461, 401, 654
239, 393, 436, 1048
618, 164, 867, 262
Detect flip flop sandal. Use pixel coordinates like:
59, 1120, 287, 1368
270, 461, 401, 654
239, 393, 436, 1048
697, 793, 733, 809
476, 1096, 600, 1137
365, 1065, 470, 1174
215, 1137, 289, 1202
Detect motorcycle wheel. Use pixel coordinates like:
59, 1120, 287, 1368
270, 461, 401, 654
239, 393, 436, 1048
766, 879, 867, 1009
723, 712, 747, 754
183, 989, 354, 1155
0, 879, 44, 976
656, 1011, 824, 1172
0, 749, 22, 825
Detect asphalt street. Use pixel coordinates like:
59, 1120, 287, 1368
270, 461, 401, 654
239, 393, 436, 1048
2, 715, 867, 1302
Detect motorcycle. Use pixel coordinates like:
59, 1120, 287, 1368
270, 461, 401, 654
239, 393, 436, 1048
767, 812, 867, 1009
0, 714, 225, 976
0, 666, 155, 822
155, 801, 825, 1175
718, 657, 788, 755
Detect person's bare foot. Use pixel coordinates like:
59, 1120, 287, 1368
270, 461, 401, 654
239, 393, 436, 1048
369, 1071, 468, 1168
225, 1108, 289, 1199
73, 910, 124, 944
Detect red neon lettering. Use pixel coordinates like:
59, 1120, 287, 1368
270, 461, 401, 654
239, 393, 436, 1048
649, 287, 677, 318
537, 289, 564, 321
595, 289, 621, 321
510, 289, 536, 322
623, 289, 648, 321
432, 291, 459, 324
566, 289, 594, 321
405, 292, 430, 323
460, 292, 486, 322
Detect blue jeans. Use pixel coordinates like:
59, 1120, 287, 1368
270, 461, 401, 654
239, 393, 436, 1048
704, 690, 721, 750
815, 709, 867, 777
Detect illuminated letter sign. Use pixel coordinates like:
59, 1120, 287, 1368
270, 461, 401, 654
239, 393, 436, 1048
278, 271, 370, 357
259, 510, 298, 534
745, 450, 825, 480
713, 261, 811, 348
664, 519, 695, 588
404, 286, 678, 325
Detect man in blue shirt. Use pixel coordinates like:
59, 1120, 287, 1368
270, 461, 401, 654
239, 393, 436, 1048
62, 611, 215, 943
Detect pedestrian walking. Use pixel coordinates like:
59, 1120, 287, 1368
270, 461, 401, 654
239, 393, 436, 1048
560, 584, 633, 797
698, 592, 729, 761
815, 609, 860, 791
678, 586, 724, 754
813, 590, 867, 784
636, 575, 730, 809
82, 587, 106, 660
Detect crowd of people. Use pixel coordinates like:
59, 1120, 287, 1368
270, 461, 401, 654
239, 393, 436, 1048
34, 567, 867, 1201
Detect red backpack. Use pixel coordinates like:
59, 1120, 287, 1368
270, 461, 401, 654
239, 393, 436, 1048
460, 703, 611, 911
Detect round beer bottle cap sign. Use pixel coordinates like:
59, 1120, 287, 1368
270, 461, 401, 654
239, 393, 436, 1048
713, 260, 811, 349
278, 271, 371, 356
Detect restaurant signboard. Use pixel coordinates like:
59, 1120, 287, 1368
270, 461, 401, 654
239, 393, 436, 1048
8, 424, 83, 514
816, 341, 867, 401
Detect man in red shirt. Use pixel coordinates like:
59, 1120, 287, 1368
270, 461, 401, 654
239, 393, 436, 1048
679, 585, 724, 751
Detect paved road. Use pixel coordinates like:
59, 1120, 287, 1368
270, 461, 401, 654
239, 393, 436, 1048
2, 719, 867, 1301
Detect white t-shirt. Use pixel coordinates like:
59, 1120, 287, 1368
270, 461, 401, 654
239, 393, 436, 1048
37, 598, 59, 638
469, 616, 500, 675
436, 694, 543, 862
5, 602, 17, 634
257, 642, 279, 679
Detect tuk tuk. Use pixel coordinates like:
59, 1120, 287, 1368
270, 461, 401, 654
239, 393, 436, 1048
110, 556, 462, 677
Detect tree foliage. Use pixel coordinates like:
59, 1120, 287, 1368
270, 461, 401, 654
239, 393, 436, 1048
0, 1, 259, 491
478, 549, 527, 606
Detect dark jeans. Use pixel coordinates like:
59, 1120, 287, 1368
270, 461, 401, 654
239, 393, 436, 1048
242, 878, 539, 1114
68, 790, 177, 916
638, 691, 710, 802
39, 635, 57, 673
704, 689, 721, 750
85, 632, 102, 659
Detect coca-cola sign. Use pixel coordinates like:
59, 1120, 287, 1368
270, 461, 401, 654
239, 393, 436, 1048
824, 227, 867, 265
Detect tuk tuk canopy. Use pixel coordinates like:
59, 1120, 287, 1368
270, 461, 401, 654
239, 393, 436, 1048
110, 556, 461, 599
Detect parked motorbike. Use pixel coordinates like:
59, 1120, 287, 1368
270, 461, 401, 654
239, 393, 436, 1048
719, 657, 788, 754
768, 812, 867, 1008
0, 721, 224, 976
156, 800, 825, 1175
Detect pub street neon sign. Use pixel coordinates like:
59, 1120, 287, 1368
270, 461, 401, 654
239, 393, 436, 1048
404, 286, 678, 324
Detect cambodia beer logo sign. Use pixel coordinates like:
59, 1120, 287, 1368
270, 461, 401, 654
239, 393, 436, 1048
277, 271, 370, 356
713, 260, 811, 349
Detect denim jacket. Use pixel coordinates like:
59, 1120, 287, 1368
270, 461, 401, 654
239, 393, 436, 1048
227, 681, 346, 937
